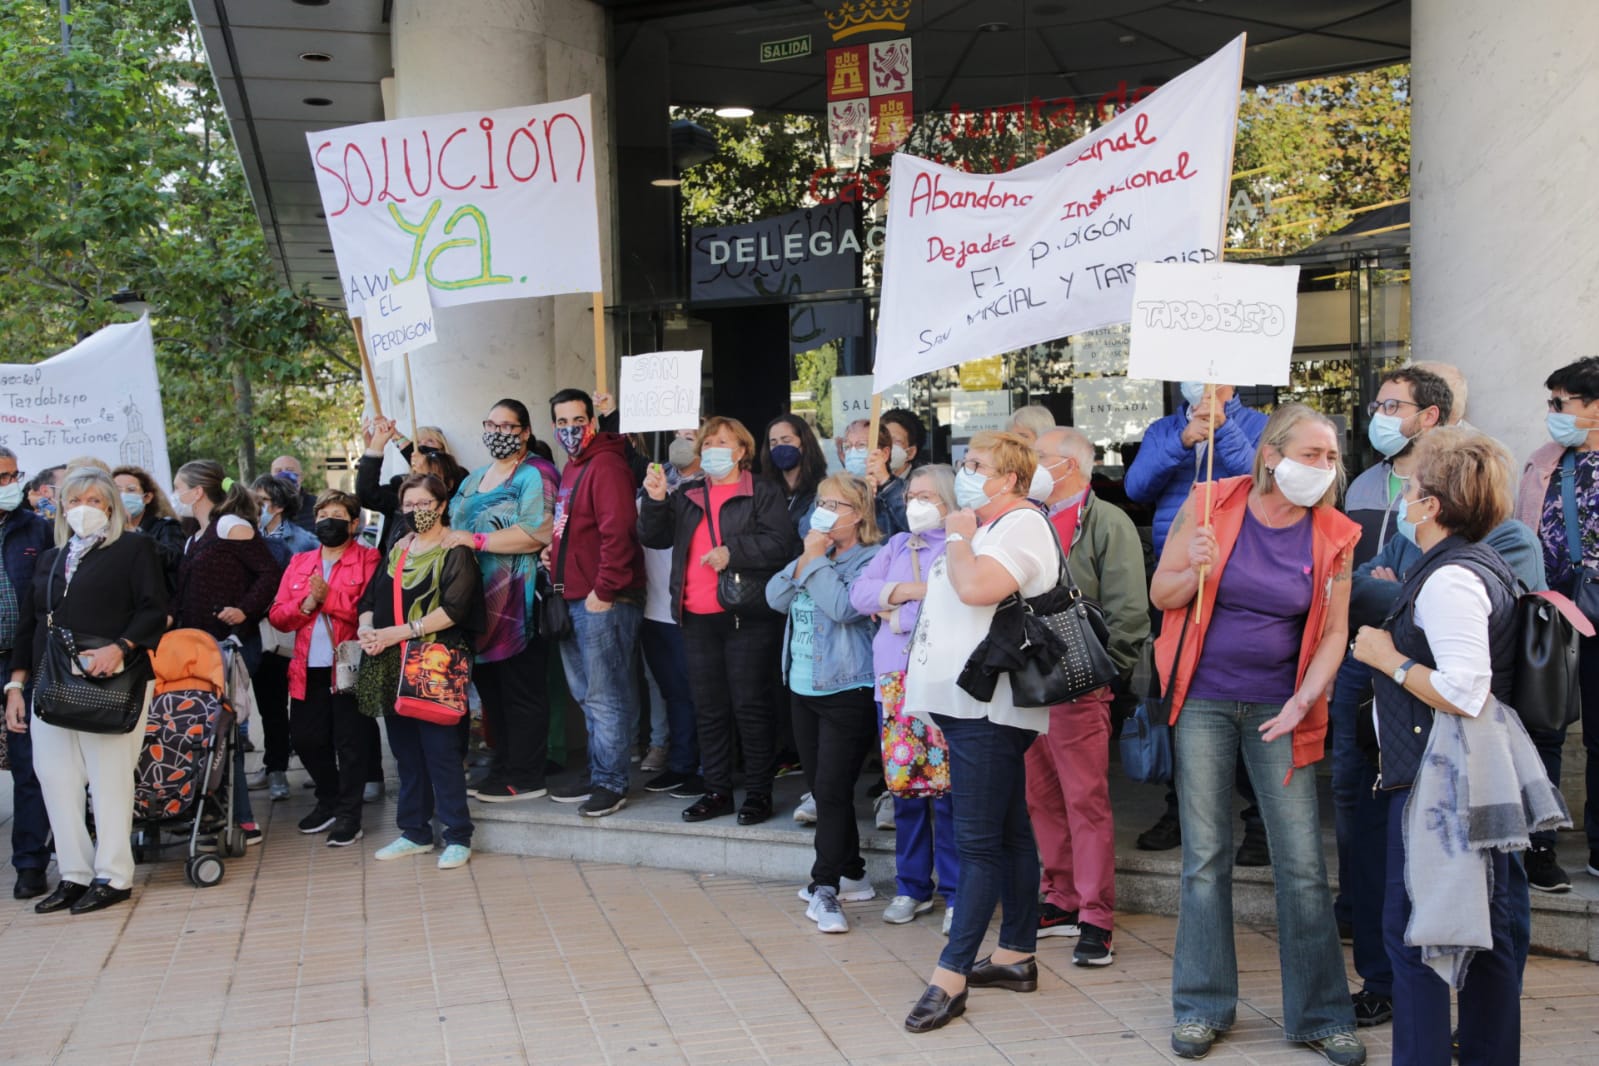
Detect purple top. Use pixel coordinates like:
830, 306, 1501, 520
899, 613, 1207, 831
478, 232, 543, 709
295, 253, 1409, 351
849, 528, 948, 676
1187, 509, 1313, 704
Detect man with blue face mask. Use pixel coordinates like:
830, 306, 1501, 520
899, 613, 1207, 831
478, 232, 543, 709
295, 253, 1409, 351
1344, 368, 1450, 567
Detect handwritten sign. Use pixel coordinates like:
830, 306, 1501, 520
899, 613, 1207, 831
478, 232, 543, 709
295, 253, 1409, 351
363, 277, 436, 364
620, 350, 702, 433
873, 35, 1244, 390
307, 96, 602, 317
1071, 377, 1164, 445
1126, 261, 1300, 385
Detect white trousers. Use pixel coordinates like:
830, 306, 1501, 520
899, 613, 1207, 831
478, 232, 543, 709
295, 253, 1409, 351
30, 710, 147, 890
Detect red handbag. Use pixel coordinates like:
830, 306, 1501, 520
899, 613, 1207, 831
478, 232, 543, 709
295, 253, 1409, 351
391, 545, 471, 726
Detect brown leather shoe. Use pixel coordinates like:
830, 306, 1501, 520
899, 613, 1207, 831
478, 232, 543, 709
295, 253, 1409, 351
968, 954, 1038, 992
904, 984, 967, 1033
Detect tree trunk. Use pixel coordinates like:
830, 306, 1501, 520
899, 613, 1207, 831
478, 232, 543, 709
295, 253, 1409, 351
231, 353, 257, 482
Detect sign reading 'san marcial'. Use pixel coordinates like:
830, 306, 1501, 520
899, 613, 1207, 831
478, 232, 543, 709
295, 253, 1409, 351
306, 96, 603, 316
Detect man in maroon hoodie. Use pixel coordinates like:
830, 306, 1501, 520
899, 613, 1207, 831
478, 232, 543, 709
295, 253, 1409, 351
545, 388, 647, 817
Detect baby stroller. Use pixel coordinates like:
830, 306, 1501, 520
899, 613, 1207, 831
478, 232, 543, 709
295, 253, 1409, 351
131, 629, 242, 886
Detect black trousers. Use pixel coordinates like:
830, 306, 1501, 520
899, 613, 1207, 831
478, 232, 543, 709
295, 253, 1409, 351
290, 667, 376, 827
254, 652, 293, 773
681, 612, 782, 798
791, 688, 876, 889
476, 638, 550, 790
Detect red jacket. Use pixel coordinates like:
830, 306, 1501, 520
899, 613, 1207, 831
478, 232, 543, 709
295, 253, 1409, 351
550, 433, 645, 603
267, 544, 380, 699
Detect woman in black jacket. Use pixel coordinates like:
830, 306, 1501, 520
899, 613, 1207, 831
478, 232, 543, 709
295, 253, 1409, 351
640, 415, 799, 825
357, 419, 466, 550
113, 465, 186, 589
759, 413, 830, 542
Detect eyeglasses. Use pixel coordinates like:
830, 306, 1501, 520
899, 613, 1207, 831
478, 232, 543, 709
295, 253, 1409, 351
957, 459, 994, 476
0, 471, 26, 486
1366, 399, 1419, 417
815, 500, 854, 513
905, 492, 943, 505
1548, 396, 1591, 413
482, 420, 522, 433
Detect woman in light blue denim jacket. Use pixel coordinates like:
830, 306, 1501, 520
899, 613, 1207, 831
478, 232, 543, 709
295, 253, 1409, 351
766, 473, 883, 934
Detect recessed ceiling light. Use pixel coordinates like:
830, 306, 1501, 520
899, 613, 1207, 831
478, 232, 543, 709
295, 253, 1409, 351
650, 178, 683, 188
303, 96, 333, 107
713, 106, 754, 119
978, 21, 1010, 32
1118, 34, 1138, 44
299, 51, 333, 63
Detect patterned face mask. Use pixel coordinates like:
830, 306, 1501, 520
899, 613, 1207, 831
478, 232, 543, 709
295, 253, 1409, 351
408, 508, 440, 534
482, 430, 523, 460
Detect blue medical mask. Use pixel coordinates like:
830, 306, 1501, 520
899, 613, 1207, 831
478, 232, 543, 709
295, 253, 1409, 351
1180, 381, 1207, 408
843, 447, 869, 477
1395, 495, 1434, 546
1547, 411, 1592, 448
700, 446, 736, 479
769, 444, 801, 471
954, 467, 992, 510
1366, 412, 1412, 459
120, 491, 145, 519
808, 506, 839, 534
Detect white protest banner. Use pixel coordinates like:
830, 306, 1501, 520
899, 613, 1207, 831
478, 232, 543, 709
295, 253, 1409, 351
620, 351, 702, 433
0, 316, 171, 489
363, 276, 436, 364
307, 96, 602, 317
1126, 261, 1300, 385
873, 35, 1244, 390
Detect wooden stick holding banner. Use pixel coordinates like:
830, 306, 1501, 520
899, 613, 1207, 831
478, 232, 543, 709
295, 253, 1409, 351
349, 316, 385, 420
593, 293, 608, 394
404, 352, 419, 438
866, 392, 883, 475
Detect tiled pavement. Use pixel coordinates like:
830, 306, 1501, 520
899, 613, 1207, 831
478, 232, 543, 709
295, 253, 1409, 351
1, 781, 1598, 1064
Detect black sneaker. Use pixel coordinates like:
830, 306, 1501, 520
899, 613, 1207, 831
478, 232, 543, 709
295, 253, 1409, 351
1526, 845, 1571, 893
1038, 901, 1080, 938
1587, 849, 1599, 878
1235, 825, 1271, 867
242, 822, 263, 846
1137, 811, 1181, 851
668, 774, 706, 800
474, 781, 548, 803
644, 770, 690, 793
548, 782, 593, 804
1350, 989, 1392, 1028
327, 825, 364, 847
298, 808, 336, 834
1073, 921, 1114, 967
466, 772, 500, 798
579, 787, 628, 818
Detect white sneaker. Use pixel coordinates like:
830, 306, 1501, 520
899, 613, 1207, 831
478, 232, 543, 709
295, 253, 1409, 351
942, 907, 954, 937
797, 874, 876, 903
882, 895, 933, 924
792, 792, 817, 825
805, 886, 849, 934
873, 790, 896, 830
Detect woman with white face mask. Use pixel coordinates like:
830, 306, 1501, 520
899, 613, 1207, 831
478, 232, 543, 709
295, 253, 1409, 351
1148, 404, 1366, 1064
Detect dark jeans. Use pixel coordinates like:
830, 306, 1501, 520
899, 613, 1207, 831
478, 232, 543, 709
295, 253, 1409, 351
1383, 789, 1528, 1065
934, 714, 1039, 976
1528, 630, 1599, 852
7, 716, 50, 871
476, 638, 550, 790
1328, 652, 1393, 996
792, 688, 876, 890
680, 612, 782, 798
254, 652, 293, 773
290, 668, 375, 828
641, 619, 698, 776
387, 711, 473, 848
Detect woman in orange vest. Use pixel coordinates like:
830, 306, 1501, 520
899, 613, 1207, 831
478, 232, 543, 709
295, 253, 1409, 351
1150, 404, 1366, 1065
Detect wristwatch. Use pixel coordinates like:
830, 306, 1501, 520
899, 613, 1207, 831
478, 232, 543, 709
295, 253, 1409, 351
1392, 658, 1418, 685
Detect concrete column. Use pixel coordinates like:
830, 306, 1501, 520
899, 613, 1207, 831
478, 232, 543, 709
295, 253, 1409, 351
1411, 0, 1599, 467
388, 0, 612, 466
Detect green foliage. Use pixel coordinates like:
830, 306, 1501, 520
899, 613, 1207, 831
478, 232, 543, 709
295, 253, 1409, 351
0, 0, 359, 483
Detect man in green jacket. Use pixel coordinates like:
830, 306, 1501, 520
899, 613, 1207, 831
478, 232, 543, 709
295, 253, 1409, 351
1024, 427, 1150, 969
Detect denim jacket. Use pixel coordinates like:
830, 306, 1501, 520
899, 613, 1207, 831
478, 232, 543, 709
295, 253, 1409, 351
766, 541, 881, 692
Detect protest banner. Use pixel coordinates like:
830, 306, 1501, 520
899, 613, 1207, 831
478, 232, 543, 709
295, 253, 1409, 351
619, 351, 702, 433
1126, 261, 1300, 386
363, 276, 436, 364
0, 317, 171, 489
872, 34, 1244, 390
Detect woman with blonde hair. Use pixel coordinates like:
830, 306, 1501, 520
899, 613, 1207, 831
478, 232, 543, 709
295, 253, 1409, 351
765, 473, 884, 933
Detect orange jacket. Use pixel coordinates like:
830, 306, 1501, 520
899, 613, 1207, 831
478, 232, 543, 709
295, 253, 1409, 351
1153, 476, 1361, 775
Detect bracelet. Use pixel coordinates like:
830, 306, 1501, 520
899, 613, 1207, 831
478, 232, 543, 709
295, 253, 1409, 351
410, 619, 424, 639
3, 680, 22, 693
472, 532, 488, 552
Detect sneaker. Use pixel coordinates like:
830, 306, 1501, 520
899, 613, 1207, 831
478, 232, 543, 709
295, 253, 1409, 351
873, 790, 896, 830
298, 808, 336, 834
1073, 921, 1114, 966
1350, 990, 1393, 1028
245, 769, 269, 791
1171, 1022, 1217, 1059
242, 822, 264, 846
805, 886, 849, 934
639, 745, 669, 773
775, 755, 804, 778
580, 787, 628, 818
644, 770, 689, 793
1305, 1031, 1366, 1066
327, 825, 364, 847
792, 792, 817, 825
363, 781, 385, 804
942, 906, 954, 937
374, 836, 433, 861
438, 844, 472, 870
268, 772, 290, 801
1526, 845, 1571, 893
798, 874, 875, 903
548, 782, 593, 804
1137, 810, 1182, 851
474, 781, 548, 803
1234, 824, 1270, 867
1587, 849, 1599, 878
668, 774, 706, 799
882, 895, 933, 924
1038, 901, 1080, 938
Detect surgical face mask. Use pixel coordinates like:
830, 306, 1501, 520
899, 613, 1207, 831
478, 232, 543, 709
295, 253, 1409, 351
407, 507, 440, 534
768, 443, 801, 471
555, 423, 592, 458
1547, 411, 1593, 448
257, 505, 277, 532
170, 487, 194, 519
482, 430, 523, 461
1180, 381, 1207, 408
700, 446, 736, 479
35, 495, 55, 519
668, 437, 699, 471
954, 467, 993, 510
0, 483, 25, 513
1366, 412, 1412, 459
1270, 456, 1337, 508
1028, 461, 1058, 501
843, 447, 869, 478
809, 506, 840, 535
277, 470, 300, 486
906, 498, 942, 533
889, 444, 909, 472
1396, 495, 1435, 546
314, 517, 351, 547
66, 505, 108, 538
119, 491, 145, 519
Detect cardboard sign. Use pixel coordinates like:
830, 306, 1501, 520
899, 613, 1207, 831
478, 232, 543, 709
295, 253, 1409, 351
873, 35, 1244, 390
363, 277, 436, 364
620, 350, 702, 433
307, 96, 602, 316
1127, 262, 1300, 385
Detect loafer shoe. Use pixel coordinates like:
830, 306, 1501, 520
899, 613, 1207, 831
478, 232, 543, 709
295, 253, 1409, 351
967, 955, 1037, 992
904, 984, 967, 1033
682, 792, 734, 822
736, 792, 773, 825
13, 868, 48, 900
70, 881, 132, 915
33, 879, 87, 913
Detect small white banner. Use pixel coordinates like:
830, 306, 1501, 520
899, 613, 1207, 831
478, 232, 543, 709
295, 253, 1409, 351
363, 277, 436, 364
1127, 261, 1300, 385
620, 350, 702, 433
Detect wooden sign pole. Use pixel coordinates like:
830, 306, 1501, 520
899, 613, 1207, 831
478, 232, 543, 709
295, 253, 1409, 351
866, 392, 883, 474
403, 352, 419, 436
592, 292, 608, 394
1193, 386, 1218, 622
350, 316, 385, 420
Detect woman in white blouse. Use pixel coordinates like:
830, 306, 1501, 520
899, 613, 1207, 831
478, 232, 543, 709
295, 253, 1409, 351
900, 430, 1060, 1033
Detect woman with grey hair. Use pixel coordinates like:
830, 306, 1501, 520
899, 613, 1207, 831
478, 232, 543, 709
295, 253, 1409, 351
5, 467, 168, 914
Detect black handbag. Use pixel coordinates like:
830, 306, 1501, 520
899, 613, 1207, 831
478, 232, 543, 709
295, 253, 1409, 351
702, 482, 776, 618
537, 462, 589, 641
32, 562, 150, 735
1559, 448, 1599, 624
1512, 587, 1592, 734
1003, 513, 1119, 708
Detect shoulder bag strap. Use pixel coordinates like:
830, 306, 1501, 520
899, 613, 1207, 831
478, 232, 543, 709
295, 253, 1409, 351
1561, 448, 1585, 573
701, 481, 720, 548
552, 461, 590, 594
392, 544, 411, 628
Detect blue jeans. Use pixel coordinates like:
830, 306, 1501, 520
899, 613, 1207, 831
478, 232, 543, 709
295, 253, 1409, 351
7, 717, 50, 871
933, 715, 1038, 976
1328, 653, 1392, 996
1172, 699, 1355, 1041
1383, 789, 1528, 1065
640, 619, 697, 776
387, 712, 473, 847
895, 794, 958, 907
559, 599, 643, 795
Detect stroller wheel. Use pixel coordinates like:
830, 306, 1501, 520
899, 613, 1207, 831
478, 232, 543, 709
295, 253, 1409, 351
185, 854, 224, 888
222, 827, 247, 858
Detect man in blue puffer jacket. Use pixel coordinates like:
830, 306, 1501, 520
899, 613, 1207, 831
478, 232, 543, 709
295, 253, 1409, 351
1124, 383, 1269, 556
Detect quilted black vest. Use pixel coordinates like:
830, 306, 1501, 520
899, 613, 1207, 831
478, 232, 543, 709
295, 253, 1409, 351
1372, 536, 1519, 790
